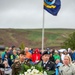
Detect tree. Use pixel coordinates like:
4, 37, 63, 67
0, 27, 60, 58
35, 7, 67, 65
19, 42, 25, 50
62, 32, 75, 50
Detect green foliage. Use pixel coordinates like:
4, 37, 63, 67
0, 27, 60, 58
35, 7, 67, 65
19, 63, 55, 75
19, 42, 25, 50
46, 70, 55, 75
34, 64, 55, 75
62, 32, 75, 50
34, 64, 43, 72
24, 64, 31, 71
19, 64, 31, 74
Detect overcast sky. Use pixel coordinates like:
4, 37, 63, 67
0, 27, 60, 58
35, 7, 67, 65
0, 0, 75, 29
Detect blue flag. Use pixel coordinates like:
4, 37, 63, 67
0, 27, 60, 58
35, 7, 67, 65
44, 0, 61, 16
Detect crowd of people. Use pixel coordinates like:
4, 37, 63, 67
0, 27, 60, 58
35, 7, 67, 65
0, 46, 75, 75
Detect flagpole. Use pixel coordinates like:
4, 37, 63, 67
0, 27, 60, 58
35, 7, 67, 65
42, 0, 45, 53
42, 0, 61, 52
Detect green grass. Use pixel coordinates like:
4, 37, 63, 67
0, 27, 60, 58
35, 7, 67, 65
0, 29, 75, 49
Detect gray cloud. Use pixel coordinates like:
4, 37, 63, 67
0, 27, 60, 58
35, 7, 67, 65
0, 0, 75, 29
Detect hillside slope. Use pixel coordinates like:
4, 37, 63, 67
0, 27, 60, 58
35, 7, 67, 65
0, 29, 75, 49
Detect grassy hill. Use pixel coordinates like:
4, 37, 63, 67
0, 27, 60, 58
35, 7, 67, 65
0, 29, 75, 49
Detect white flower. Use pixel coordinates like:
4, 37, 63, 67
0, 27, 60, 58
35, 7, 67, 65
27, 69, 31, 73
22, 66, 47, 75
31, 66, 35, 69
32, 69, 39, 74
39, 72, 43, 75
19, 74, 24, 75
24, 72, 28, 75
44, 71, 47, 75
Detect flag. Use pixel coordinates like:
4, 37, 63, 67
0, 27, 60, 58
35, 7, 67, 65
44, 0, 61, 16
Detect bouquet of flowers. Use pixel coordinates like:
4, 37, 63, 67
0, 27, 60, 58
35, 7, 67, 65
24, 66, 47, 75
19, 64, 54, 75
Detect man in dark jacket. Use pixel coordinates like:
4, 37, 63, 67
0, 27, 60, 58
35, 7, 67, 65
38, 51, 55, 75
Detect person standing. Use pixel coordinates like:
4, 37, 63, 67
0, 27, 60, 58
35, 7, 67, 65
55, 59, 62, 75
11, 50, 30, 75
38, 51, 55, 75
24, 47, 32, 60
59, 55, 75, 75
3, 61, 12, 75
32, 48, 41, 63
53, 50, 61, 62
10, 50, 19, 65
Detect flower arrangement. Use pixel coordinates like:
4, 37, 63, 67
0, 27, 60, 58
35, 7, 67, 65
19, 64, 54, 75
25, 66, 47, 75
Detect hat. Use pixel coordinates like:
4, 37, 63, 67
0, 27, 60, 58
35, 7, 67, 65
34, 48, 40, 53
55, 50, 58, 53
19, 50, 25, 55
42, 51, 51, 56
